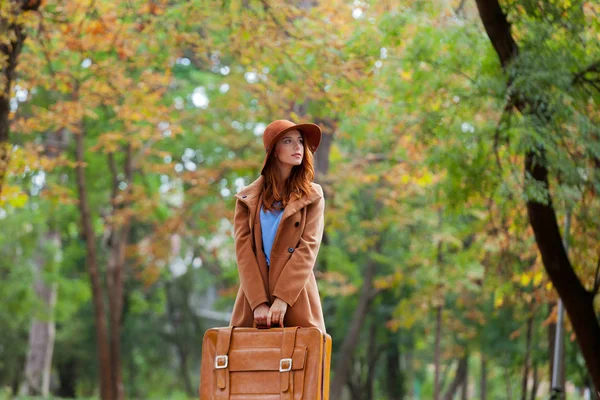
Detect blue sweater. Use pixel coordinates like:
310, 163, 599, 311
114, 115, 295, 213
259, 202, 284, 266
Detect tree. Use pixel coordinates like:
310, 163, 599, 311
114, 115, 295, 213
0, 0, 43, 195
474, 0, 600, 391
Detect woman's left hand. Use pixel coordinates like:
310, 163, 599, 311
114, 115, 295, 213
268, 297, 288, 327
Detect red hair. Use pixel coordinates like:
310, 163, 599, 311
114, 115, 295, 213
262, 133, 315, 212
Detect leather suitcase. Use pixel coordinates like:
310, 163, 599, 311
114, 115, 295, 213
199, 326, 332, 399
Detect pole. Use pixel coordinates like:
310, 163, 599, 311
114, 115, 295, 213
550, 209, 570, 399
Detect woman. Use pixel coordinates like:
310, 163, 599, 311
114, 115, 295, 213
229, 119, 327, 333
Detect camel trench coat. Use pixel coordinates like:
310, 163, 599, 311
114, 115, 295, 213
229, 175, 327, 333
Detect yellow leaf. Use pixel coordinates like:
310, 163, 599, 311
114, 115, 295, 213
0, 184, 28, 208
11, 193, 28, 208
520, 273, 531, 287
533, 271, 543, 286
416, 171, 432, 186
373, 277, 389, 289
494, 296, 503, 308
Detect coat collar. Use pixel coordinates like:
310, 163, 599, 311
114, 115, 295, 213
234, 175, 322, 221
234, 175, 264, 208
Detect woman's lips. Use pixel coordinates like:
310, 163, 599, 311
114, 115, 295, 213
292, 154, 302, 158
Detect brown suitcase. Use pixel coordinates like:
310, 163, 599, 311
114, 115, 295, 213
199, 326, 332, 399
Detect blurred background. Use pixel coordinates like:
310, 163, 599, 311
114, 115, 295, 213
0, 0, 599, 399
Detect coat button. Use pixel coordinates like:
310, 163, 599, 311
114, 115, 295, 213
295, 221, 299, 227
288, 248, 294, 253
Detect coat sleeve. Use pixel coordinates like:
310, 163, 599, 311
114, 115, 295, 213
234, 199, 269, 311
272, 187, 325, 307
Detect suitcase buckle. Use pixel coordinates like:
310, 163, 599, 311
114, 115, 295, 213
215, 355, 228, 369
279, 358, 292, 372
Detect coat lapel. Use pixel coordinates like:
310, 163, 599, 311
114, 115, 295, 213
234, 176, 264, 227
280, 185, 322, 222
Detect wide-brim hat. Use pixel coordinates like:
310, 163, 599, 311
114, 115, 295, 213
260, 119, 322, 175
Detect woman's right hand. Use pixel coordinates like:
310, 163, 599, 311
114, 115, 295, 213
253, 303, 270, 327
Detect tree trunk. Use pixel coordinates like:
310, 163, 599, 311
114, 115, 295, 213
306, 116, 335, 273
104, 144, 134, 400
474, 0, 600, 391
461, 355, 468, 400
107, 245, 125, 400
21, 124, 69, 398
547, 302, 567, 392
106, 223, 125, 400
523, 112, 600, 395
522, 313, 534, 400
530, 360, 539, 400
386, 331, 403, 400
75, 123, 114, 400
480, 355, 487, 400
56, 358, 77, 398
442, 356, 468, 400
434, 210, 445, 400
406, 346, 415, 399
590, 377, 600, 400
434, 305, 443, 400
346, 356, 363, 400
505, 365, 513, 399
548, 302, 556, 384
20, 233, 59, 397
0, 1, 43, 196
330, 241, 380, 400
165, 281, 194, 397
313, 117, 335, 179
365, 320, 378, 400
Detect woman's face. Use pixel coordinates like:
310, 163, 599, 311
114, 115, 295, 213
275, 130, 304, 168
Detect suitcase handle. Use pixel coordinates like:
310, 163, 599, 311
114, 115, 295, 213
253, 319, 285, 329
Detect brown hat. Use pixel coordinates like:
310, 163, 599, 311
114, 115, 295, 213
260, 119, 322, 175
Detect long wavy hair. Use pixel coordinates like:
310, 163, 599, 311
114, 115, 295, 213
262, 132, 315, 212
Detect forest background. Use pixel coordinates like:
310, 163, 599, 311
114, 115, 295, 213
0, 0, 599, 399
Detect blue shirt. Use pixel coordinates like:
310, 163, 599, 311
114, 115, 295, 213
260, 202, 284, 266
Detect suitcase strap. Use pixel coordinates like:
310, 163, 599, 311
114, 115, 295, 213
280, 327, 299, 399
215, 327, 233, 399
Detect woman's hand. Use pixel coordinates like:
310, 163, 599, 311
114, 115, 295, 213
253, 303, 270, 327
268, 297, 288, 327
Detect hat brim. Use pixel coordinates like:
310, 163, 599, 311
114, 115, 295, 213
260, 123, 322, 175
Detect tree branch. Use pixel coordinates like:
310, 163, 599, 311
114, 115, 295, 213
474, 0, 518, 69
454, 0, 467, 17
259, 0, 304, 40
573, 60, 600, 85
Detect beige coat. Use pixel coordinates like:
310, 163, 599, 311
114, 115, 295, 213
229, 176, 326, 333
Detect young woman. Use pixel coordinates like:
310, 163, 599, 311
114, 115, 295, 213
229, 119, 326, 333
